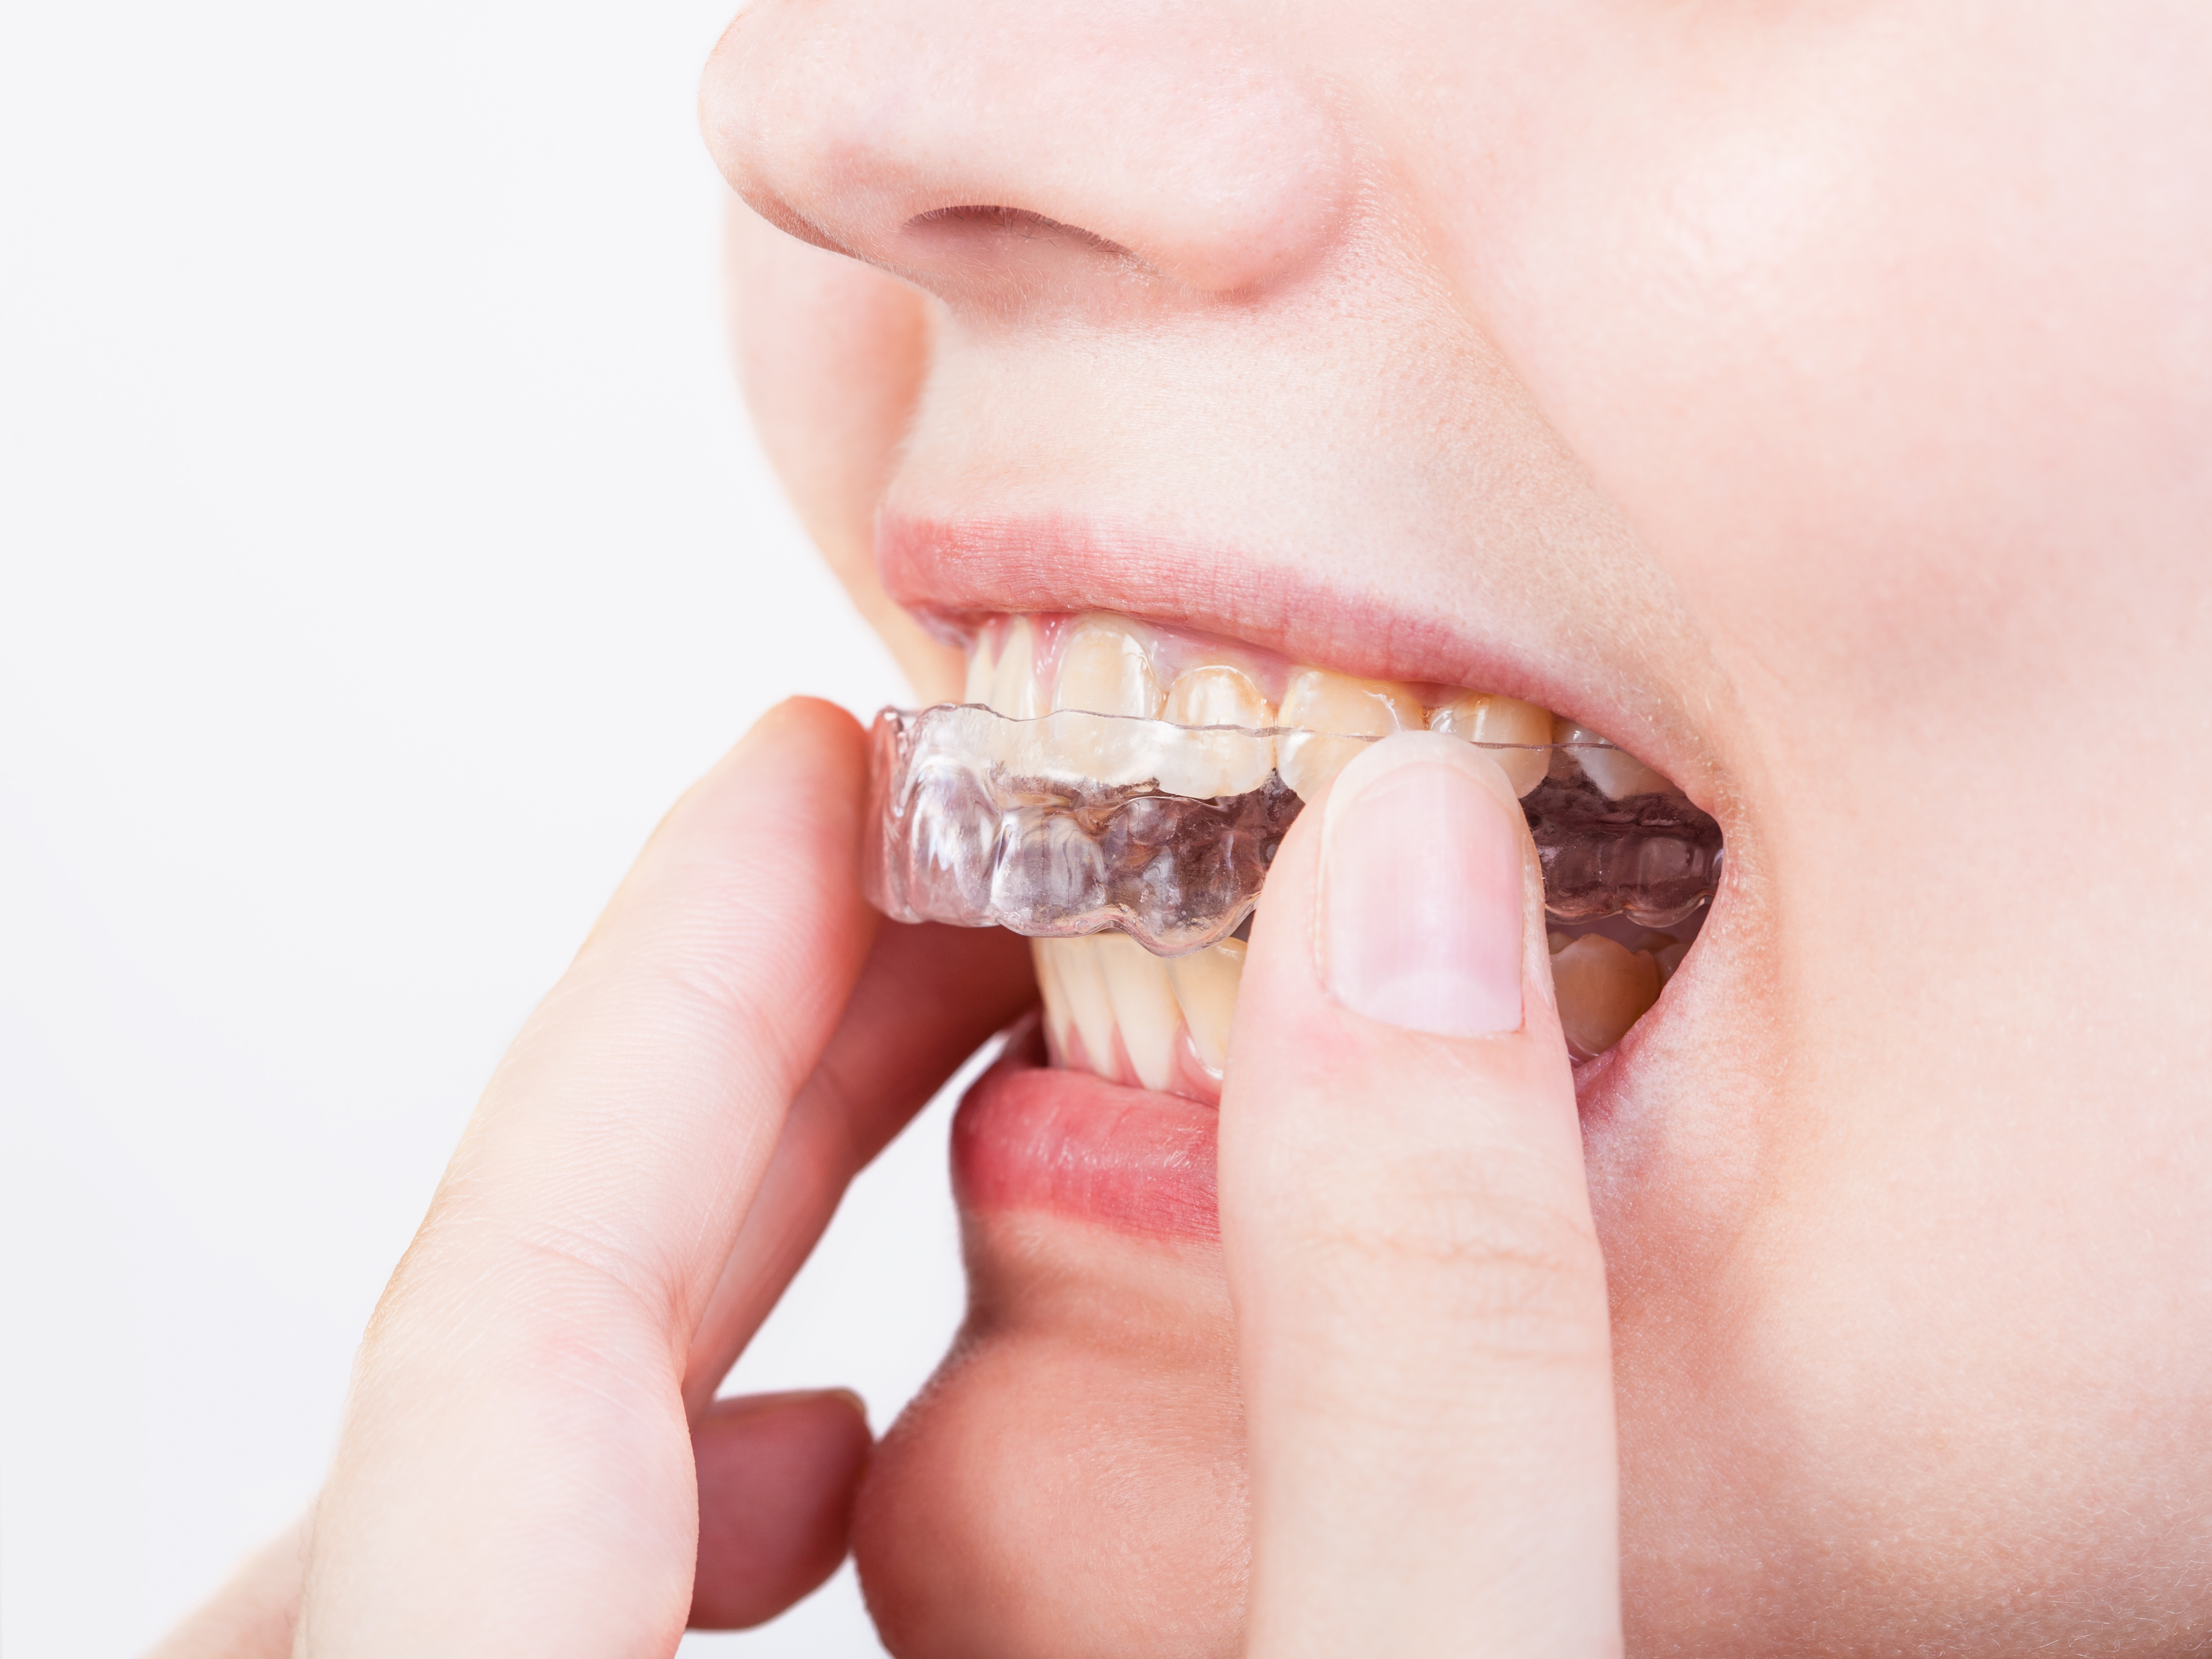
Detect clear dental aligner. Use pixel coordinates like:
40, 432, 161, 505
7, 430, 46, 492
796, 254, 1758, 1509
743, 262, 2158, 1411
862, 610, 1725, 1084
863, 710, 1722, 952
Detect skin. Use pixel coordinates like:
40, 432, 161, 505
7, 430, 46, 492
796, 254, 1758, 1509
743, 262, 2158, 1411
154, 0, 2211, 1654
705, 0, 2212, 1652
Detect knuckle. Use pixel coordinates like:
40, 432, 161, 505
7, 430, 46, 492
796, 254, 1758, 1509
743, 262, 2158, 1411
1306, 1157, 1609, 1362
362, 1201, 676, 1376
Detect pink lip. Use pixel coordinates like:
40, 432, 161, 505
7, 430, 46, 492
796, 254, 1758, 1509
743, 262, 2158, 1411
953, 1024, 1221, 1245
883, 514, 1571, 730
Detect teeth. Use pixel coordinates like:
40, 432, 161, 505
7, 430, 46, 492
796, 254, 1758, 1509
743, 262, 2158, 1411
1032, 934, 1247, 1099
1549, 934, 1663, 1058
987, 617, 1044, 720
1096, 934, 1184, 1093
1552, 717, 1678, 802
1153, 665, 1277, 799
1038, 921, 1673, 1093
1427, 691, 1552, 797
1163, 938, 1246, 1077
1275, 667, 1424, 801
1045, 615, 1167, 787
1161, 664, 1270, 729
897, 611, 1716, 969
1052, 614, 1165, 719
1032, 929, 1071, 1054
1038, 934, 1118, 1077
963, 626, 998, 705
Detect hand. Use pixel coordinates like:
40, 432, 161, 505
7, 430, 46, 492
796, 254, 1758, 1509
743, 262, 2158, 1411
146, 698, 1034, 1656
1222, 732, 1623, 1656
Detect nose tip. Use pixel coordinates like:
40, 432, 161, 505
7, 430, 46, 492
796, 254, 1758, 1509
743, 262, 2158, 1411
701, 1, 1352, 301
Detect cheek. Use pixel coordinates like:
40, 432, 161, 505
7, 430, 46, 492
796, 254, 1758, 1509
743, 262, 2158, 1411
1419, 3, 2203, 727
852, 1321, 1249, 1659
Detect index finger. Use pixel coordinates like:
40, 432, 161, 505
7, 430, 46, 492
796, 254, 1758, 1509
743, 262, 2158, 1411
300, 697, 884, 1656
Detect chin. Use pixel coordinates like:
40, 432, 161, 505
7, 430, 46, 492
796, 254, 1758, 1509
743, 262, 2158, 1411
851, 1168, 1249, 1658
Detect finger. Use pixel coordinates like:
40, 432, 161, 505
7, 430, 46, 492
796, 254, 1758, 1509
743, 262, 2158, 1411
141, 1516, 309, 1659
680, 919, 1036, 1417
1221, 733, 1620, 1658
689, 1390, 873, 1630
302, 697, 881, 1657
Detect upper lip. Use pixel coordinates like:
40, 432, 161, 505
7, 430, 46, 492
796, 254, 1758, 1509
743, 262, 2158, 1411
878, 511, 1719, 811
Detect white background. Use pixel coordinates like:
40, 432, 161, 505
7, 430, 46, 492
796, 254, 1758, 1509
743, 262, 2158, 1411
1, 4, 963, 1653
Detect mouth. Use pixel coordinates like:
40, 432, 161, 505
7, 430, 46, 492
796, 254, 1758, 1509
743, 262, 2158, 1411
864, 515, 1725, 1240
872, 599, 1720, 1067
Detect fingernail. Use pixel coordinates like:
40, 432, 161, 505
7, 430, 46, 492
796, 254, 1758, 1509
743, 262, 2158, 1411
1320, 734, 1526, 1036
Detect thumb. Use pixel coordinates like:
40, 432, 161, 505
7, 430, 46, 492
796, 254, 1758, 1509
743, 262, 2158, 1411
1221, 732, 1621, 1658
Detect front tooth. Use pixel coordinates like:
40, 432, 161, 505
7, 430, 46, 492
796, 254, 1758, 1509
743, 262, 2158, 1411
1164, 937, 1246, 1077
1550, 934, 1662, 1056
1153, 664, 1277, 799
1275, 668, 1424, 801
1047, 615, 1167, 787
1035, 936, 1118, 1079
988, 617, 1044, 720
1098, 934, 1183, 1093
1427, 691, 1553, 797
1553, 716, 1677, 801
1052, 615, 1164, 719
963, 625, 999, 706
1031, 934, 1071, 1060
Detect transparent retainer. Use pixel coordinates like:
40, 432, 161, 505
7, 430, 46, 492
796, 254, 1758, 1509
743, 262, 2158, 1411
864, 704, 1722, 957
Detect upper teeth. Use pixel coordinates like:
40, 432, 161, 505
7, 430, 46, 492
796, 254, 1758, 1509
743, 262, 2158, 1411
966, 609, 1601, 803
1275, 667, 1426, 801
864, 608, 1721, 957
872, 610, 1716, 1089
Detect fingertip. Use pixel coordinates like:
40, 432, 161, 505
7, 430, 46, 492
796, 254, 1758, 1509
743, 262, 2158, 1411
750, 694, 867, 748
689, 1389, 874, 1630
722, 695, 870, 796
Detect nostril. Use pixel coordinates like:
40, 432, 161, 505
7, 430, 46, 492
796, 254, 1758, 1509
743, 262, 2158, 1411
902, 206, 1150, 292
700, 4, 1351, 303
907, 205, 1138, 263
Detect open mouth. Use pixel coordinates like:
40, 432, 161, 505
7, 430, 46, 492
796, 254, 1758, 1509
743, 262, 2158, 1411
866, 609, 1723, 1100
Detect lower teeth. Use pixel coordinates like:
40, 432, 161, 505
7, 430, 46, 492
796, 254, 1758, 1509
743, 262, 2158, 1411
864, 704, 1723, 956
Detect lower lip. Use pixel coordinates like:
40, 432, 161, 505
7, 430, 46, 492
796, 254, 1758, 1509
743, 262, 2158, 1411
955, 1018, 1650, 1245
952, 1028, 1221, 1244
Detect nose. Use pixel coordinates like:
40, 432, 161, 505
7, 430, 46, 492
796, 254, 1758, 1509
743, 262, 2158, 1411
700, 0, 1351, 306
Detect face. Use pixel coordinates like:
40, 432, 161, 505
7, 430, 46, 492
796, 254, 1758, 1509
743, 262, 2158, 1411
701, 3, 2212, 1654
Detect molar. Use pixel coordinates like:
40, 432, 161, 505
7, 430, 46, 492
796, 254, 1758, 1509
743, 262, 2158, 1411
1549, 934, 1663, 1058
1427, 691, 1552, 797
1553, 716, 1677, 802
1276, 667, 1424, 801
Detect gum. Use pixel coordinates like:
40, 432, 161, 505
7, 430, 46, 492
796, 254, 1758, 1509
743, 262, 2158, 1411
864, 703, 1723, 956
